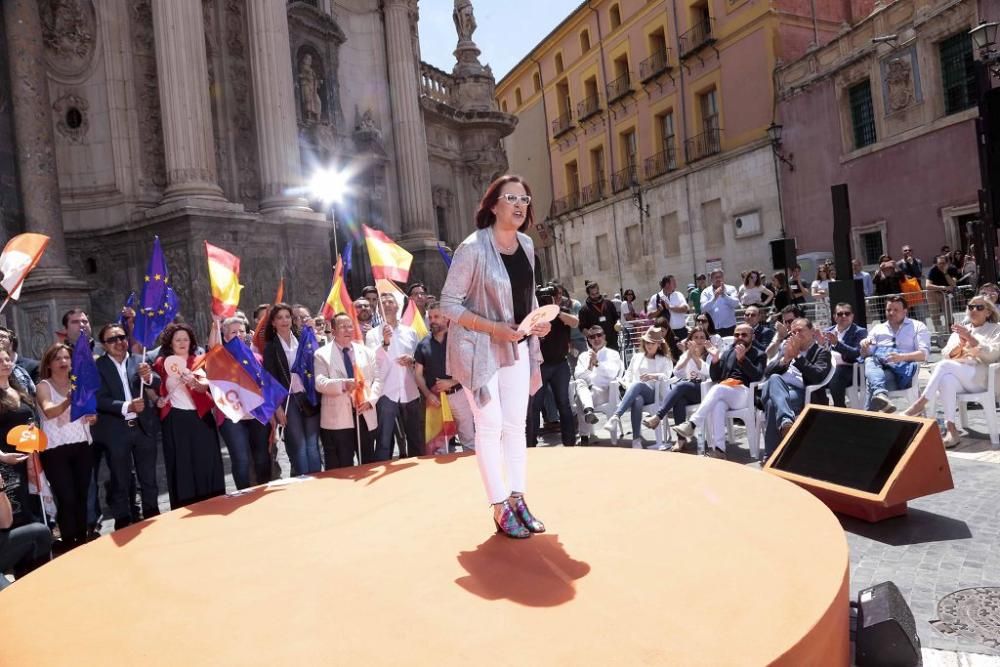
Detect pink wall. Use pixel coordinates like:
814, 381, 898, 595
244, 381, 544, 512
779, 78, 979, 258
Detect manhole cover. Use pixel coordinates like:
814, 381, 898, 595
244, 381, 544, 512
930, 587, 1000, 649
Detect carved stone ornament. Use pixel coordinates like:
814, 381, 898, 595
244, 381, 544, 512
885, 58, 914, 112
298, 53, 323, 123
52, 94, 89, 143
39, 0, 97, 77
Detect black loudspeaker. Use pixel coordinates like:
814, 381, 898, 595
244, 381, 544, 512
831, 184, 853, 282
855, 581, 921, 667
828, 279, 866, 329
770, 238, 796, 271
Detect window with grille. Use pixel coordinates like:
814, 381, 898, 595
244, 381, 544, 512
939, 33, 976, 115
860, 230, 883, 266
849, 80, 876, 149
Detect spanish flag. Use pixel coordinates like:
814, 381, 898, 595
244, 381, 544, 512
401, 298, 428, 339
364, 224, 412, 283
205, 242, 242, 318
320, 256, 361, 340
0, 233, 49, 301
425, 392, 457, 455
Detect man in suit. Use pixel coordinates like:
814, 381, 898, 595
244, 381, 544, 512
672, 324, 765, 459
93, 323, 161, 530
742, 306, 775, 356
315, 313, 382, 468
760, 318, 833, 460
817, 302, 867, 407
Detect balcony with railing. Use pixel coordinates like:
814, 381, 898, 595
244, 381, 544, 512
420, 62, 454, 104
639, 49, 672, 82
580, 179, 606, 206
576, 95, 601, 122
551, 111, 574, 137
679, 18, 716, 59
610, 165, 638, 194
606, 73, 633, 104
644, 145, 677, 179
551, 191, 581, 216
684, 128, 722, 162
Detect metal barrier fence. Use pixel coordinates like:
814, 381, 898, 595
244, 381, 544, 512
863, 286, 975, 349
621, 318, 655, 366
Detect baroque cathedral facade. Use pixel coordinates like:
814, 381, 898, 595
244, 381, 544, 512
0, 0, 514, 357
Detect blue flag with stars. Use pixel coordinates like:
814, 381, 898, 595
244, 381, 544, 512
70, 331, 100, 421
437, 241, 452, 268
223, 335, 289, 425
133, 237, 179, 349
290, 325, 319, 407
342, 240, 353, 276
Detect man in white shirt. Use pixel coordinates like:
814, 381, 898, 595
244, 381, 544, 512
699, 269, 741, 336
574, 326, 623, 444
365, 292, 421, 460
316, 313, 381, 467
648, 275, 690, 341
860, 295, 931, 412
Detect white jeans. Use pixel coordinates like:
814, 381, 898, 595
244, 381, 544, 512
921, 359, 984, 424
689, 383, 749, 450
574, 380, 611, 436
447, 389, 476, 451
464, 342, 530, 504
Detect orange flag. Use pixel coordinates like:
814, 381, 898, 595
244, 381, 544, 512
352, 363, 367, 409
205, 242, 242, 318
0, 233, 50, 302
252, 277, 284, 353
425, 392, 457, 455
320, 257, 361, 340
364, 224, 412, 283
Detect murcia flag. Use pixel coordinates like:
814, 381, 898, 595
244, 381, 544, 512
201, 344, 265, 423
0, 233, 49, 300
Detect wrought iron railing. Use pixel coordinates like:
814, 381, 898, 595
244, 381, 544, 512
551, 191, 581, 216
644, 146, 677, 179
551, 112, 574, 137
610, 165, 638, 193
576, 94, 601, 121
639, 49, 672, 82
679, 17, 716, 58
606, 73, 633, 104
684, 128, 722, 162
580, 180, 606, 206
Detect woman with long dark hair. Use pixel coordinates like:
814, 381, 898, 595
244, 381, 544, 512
643, 325, 713, 451
153, 323, 224, 509
263, 303, 321, 476
440, 175, 551, 539
36, 343, 96, 549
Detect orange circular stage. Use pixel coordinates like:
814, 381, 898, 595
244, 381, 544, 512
0, 449, 849, 665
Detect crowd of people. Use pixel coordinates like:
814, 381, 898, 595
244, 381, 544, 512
1, 219, 995, 583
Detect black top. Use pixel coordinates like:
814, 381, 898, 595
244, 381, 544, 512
927, 264, 960, 287
414, 334, 450, 389
540, 312, 571, 363
0, 401, 37, 529
500, 244, 533, 325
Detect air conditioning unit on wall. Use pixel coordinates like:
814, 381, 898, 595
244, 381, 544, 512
733, 211, 761, 238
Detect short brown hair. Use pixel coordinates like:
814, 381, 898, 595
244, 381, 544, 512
475, 175, 534, 232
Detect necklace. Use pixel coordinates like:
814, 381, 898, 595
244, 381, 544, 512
494, 231, 517, 253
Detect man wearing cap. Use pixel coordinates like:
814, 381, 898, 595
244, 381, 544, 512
574, 325, 623, 444
759, 318, 832, 461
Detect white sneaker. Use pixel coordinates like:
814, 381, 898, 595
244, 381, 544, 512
607, 414, 622, 443
631, 438, 644, 449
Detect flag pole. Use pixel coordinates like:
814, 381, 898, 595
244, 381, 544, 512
354, 408, 362, 467
0, 295, 11, 316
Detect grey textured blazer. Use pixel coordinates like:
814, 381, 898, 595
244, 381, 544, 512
440, 228, 542, 407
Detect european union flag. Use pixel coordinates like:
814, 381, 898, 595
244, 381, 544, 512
133, 237, 179, 349
437, 241, 452, 268
342, 240, 353, 276
291, 325, 319, 407
69, 332, 99, 421
223, 336, 289, 425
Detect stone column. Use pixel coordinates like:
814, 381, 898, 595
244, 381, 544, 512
383, 0, 436, 242
246, 0, 309, 213
3, 0, 70, 269
151, 0, 225, 203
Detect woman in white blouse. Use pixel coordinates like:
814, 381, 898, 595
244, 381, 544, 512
903, 294, 1000, 447
36, 343, 97, 550
738, 270, 774, 308
643, 326, 712, 451
606, 327, 675, 448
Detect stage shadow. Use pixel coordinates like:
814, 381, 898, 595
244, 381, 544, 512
431, 451, 473, 465
180, 485, 286, 520
455, 533, 590, 607
324, 459, 420, 486
840, 508, 973, 546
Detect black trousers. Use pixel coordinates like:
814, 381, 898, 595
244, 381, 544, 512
320, 424, 375, 469
39, 441, 91, 546
0, 523, 51, 588
106, 425, 160, 526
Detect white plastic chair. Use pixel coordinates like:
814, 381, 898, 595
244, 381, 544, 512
804, 363, 838, 404
932, 362, 1000, 448
847, 362, 866, 408
610, 376, 669, 448
573, 361, 626, 438
699, 380, 761, 459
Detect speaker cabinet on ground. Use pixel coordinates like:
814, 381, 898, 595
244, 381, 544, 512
770, 238, 797, 271
855, 581, 921, 667
763, 405, 954, 522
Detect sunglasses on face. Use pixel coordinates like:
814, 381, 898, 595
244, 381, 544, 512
696, 318, 708, 323
835, 311, 852, 317
498, 193, 531, 206
587, 333, 605, 340
103, 334, 128, 344
968, 304, 987, 312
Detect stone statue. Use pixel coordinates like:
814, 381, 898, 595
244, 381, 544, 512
453, 0, 477, 43
298, 54, 323, 122
359, 108, 378, 132
885, 57, 914, 113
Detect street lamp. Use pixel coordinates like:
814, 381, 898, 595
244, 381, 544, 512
970, 21, 1000, 284
767, 121, 792, 238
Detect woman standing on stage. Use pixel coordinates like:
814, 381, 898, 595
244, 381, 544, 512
440, 175, 551, 539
